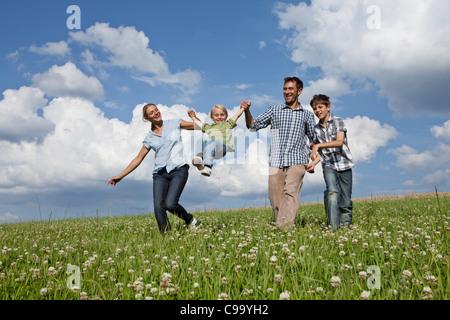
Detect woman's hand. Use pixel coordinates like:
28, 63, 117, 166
108, 176, 122, 186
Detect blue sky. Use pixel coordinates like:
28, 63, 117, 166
1, 0, 449, 223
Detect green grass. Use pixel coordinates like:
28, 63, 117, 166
0, 195, 448, 300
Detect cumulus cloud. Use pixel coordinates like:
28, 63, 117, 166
32, 62, 104, 100
70, 23, 201, 99
344, 115, 398, 163
0, 212, 19, 223
29, 41, 70, 56
274, 0, 450, 116
0, 86, 53, 143
389, 120, 450, 187
303, 77, 352, 106
431, 120, 450, 143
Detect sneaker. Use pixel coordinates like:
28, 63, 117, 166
188, 217, 201, 230
201, 166, 211, 177
192, 156, 204, 170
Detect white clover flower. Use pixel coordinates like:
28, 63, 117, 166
402, 270, 412, 279
279, 291, 290, 300
274, 274, 282, 282
360, 291, 371, 300
80, 292, 89, 300
421, 286, 433, 300
40, 288, 48, 296
161, 273, 172, 285
218, 292, 228, 300
330, 276, 341, 288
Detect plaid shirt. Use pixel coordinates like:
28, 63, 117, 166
250, 104, 317, 168
314, 114, 355, 171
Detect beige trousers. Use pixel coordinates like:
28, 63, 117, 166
268, 164, 307, 230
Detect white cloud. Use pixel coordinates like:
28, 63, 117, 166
0, 212, 19, 223
247, 94, 278, 108
32, 62, 104, 100
0, 86, 53, 142
422, 169, 450, 186
303, 76, 352, 106
344, 115, 398, 163
29, 41, 70, 56
274, 0, 450, 116
389, 130, 450, 188
0, 96, 152, 193
236, 83, 252, 90
431, 120, 450, 143
390, 143, 450, 172
70, 23, 201, 99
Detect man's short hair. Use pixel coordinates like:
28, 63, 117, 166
284, 77, 303, 90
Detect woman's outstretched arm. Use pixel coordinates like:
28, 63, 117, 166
108, 145, 150, 186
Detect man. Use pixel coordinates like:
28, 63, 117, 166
241, 77, 316, 230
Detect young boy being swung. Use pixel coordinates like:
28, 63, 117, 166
188, 104, 245, 176
307, 94, 355, 230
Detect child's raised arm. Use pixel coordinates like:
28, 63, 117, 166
230, 103, 248, 123
187, 109, 204, 130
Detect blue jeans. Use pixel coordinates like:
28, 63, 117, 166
202, 138, 227, 167
152, 164, 193, 232
323, 166, 353, 230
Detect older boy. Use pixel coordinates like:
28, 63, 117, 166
307, 94, 354, 230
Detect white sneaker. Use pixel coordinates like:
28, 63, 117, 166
192, 156, 204, 170
188, 218, 201, 230
201, 166, 211, 177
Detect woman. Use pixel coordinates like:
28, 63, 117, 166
108, 103, 200, 233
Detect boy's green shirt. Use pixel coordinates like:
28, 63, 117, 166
202, 119, 237, 151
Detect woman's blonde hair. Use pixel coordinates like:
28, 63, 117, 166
210, 104, 228, 119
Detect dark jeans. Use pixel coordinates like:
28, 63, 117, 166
153, 164, 193, 232
323, 166, 353, 230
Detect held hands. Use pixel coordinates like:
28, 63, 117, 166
306, 162, 316, 174
187, 109, 196, 118
240, 100, 251, 110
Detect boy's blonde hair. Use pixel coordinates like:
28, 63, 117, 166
210, 104, 228, 119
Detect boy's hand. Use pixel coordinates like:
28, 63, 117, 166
306, 163, 315, 174
310, 144, 319, 160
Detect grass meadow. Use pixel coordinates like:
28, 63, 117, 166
0, 193, 448, 300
